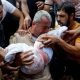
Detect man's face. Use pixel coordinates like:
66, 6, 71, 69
0, 5, 3, 21
32, 16, 50, 37
56, 10, 70, 26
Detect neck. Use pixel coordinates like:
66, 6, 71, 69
68, 20, 75, 30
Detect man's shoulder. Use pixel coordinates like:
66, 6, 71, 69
75, 21, 80, 27
71, 21, 80, 30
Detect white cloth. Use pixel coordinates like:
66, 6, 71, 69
1, 0, 16, 22
4, 26, 67, 74
34, 26, 68, 60
5, 43, 53, 74
48, 26, 68, 37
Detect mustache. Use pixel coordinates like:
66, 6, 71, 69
57, 20, 61, 23
57, 20, 63, 25
57, 20, 67, 26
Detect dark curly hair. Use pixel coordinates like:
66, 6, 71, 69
57, 1, 75, 16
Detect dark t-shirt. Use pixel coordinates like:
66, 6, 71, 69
6, 0, 16, 6
27, 0, 45, 19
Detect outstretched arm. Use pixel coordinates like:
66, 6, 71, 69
12, 8, 24, 30
21, 0, 31, 29
66, 27, 80, 42
38, 34, 80, 58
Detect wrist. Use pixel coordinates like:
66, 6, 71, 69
56, 37, 61, 44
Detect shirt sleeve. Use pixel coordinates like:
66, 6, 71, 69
2, 0, 16, 13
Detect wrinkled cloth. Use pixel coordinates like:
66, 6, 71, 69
4, 26, 67, 74
4, 43, 53, 74
48, 26, 68, 37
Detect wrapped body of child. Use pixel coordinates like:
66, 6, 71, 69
0, 26, 68, 75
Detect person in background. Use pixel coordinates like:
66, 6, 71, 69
38, 2, 80, 80
0, 0, 24, 48
20, 0, 53, 29
55, 0, 80, 22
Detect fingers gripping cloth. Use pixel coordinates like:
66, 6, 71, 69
4, 26, 67, 74
4, 43, 52, 74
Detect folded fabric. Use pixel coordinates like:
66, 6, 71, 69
48, 26, 68, 37
4, 26, 67, 74
5, 43, 53, 74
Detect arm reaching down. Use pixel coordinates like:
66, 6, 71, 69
4, 43, 53, 74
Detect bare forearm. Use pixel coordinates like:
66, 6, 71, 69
21, 0, 30, 17
12, 9, 24, 29
57, 38, 80, 57
19, 14, 24, 29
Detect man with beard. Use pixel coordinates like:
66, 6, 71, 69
38, 2, 80, 80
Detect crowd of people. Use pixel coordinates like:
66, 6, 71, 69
0, 0, 80, 80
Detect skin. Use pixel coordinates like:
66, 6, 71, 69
12, 8, 24, 30
17, 0, 53, 29
38, 10, 80, 61
0, 4, 24, 30
56, 10, 72, 27
31, 16, 50, 37
65, 27, 80, 42
16, 16, 51, 66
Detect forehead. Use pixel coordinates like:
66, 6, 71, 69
57, 10, 68, 16
40, 16, 50, 24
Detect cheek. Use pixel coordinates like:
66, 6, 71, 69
32, 26, 37, 33
61, 18, 68, 24
39, 29, 48, 34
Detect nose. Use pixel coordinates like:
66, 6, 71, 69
57, 15, 61, 21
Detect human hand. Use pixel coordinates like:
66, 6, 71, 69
66, 30, 77, 34
24, 16, 31, 29
66, 29, 80, 42
18, 15, 31, 31
36, 1, 44, 10
19, 50, 34, 65
5, 65, 20, 71
17, 29, 28, 36
37, 34, 58, 48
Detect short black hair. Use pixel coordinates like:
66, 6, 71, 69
0, 0, 2, 5
57, 1, 75, 16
